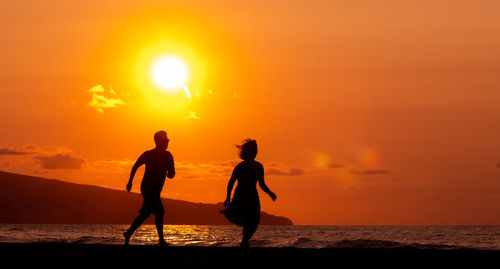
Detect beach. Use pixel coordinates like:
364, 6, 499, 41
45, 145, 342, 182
1, 242, 498, 266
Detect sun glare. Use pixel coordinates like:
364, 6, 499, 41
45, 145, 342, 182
150, 55, 190, 92
133, 41, 205, 112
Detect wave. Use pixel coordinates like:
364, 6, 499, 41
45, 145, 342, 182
264, 237, 469, 249
1, 225, 497, 249
325, 239, 468, 250
247, 239, 274, 247
289, 237, 322, 248
71, 236, 118, 244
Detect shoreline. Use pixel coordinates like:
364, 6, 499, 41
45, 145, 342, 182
0, 242, 498, 266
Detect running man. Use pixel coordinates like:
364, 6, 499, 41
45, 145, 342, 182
123, 130, 175, 246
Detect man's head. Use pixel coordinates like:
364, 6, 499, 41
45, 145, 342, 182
154, 130, 169, 150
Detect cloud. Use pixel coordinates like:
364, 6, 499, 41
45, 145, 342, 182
89, 159, 135, 174
325, 163, 345, 168
87, 85, 126, 114
231, 92, 241, 100
190, 88, 213, 98
267, 168, 306, 176
0, 143, 87, 175
33, 153, 85, 169
33, 170, 48, 176
93, 159, 134, 168
0, 148, 29, 155
88, 94, 124, 113
313, 153, 344, 169
185, 111, 200, 120
0, 144, 72, 156
170, 160, 307, 180
173, 160, 236, 180
349, 169, 390, 175
88, 85, 105, 93
82, 157, 309, 181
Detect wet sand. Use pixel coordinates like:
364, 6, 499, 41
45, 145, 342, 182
0, 243, 497, 266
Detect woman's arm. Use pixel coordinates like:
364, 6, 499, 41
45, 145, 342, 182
258, 164, 277, 201
224, 167, 238, 207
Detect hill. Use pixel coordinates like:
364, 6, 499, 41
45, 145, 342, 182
0, 171, 293, 225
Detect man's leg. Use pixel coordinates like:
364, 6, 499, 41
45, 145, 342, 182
152, 196, 167, 246
155, 213, 167, 246
124, 212, 150, 245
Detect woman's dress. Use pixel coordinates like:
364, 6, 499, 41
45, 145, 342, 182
220, 161, 262, 227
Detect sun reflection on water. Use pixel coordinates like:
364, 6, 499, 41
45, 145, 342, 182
132, 225, 238, 246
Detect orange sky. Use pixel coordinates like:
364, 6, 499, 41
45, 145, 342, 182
1, 0, 499, 225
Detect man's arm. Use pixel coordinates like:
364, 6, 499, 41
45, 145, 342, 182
167, 152, 175, 179
126, 153, 146, 192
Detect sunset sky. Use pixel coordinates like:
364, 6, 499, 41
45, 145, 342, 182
1, 0, 499, 225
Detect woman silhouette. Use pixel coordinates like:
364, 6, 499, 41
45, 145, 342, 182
221, 139, 277, 247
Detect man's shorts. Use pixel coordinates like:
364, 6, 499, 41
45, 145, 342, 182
139, 192, 164, 215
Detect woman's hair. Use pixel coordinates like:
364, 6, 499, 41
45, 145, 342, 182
236, 139, 258, 161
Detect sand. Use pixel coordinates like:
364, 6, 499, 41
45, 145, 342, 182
0, 243, 497, 266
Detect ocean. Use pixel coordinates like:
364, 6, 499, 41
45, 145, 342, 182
0, 224, 498, 250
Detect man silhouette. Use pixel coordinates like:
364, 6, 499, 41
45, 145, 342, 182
123, 130, 175, 246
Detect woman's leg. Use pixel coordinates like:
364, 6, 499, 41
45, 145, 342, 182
241, 222, 259, 247
241, 208, 261, 247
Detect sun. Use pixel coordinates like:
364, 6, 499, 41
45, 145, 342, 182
150, 55, 190, 92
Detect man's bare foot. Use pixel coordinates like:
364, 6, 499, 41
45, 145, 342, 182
123, 232, 131, 246
159, 239, 169, 247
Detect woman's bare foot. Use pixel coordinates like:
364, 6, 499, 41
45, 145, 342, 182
123, 232, 131, 246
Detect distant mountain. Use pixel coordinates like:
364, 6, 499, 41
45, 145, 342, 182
0, 171, 293, 225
